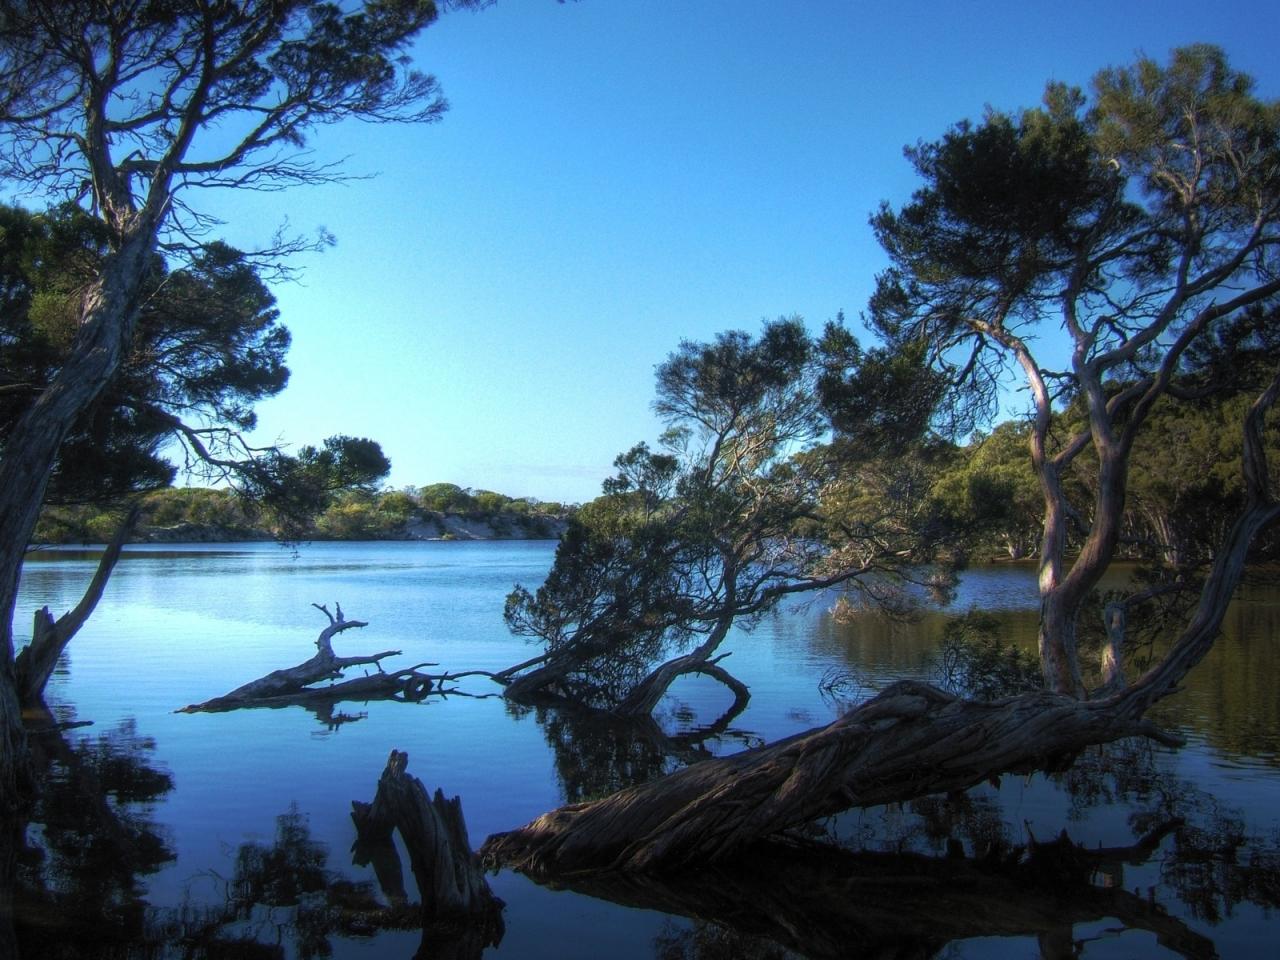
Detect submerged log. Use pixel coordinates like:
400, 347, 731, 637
351, 750, 504, 951
179, 604, 488, 714
481, 679, 1182, 876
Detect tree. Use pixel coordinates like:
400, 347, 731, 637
1, 203, 290, 507
478, 47, 1280, 877
497, 317, 954, 716
0, 0, 467, 815
931, 420, 1043, 560
1, 202, 391, 704
868, 44, 1280, 697
418, 482, 479, 514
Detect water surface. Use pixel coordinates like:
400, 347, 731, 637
14, 542, 1280, 958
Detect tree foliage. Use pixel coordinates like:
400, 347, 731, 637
501, 318, 957, 713
0, 0, 465, 811
1, 203, 290, 501
870, 44, 1280, 696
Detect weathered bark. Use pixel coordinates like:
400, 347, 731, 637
15, 505, 141, 706
545, 829, 1213, 960
351, 750, 504, 955
480, 679, 1182, 877
179, 604, 494, 714
616, 615, 742, 718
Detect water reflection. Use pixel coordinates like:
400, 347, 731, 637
9, 710, 1280, 959
561, 830, 1217, 960
15, 705, 175, 958
517, 725, 1280, 960
11, 546, 1280, 958
166, 804, 403, 960
531, 690, 759, 803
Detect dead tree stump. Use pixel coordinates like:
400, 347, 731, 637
351, 750, 504, 947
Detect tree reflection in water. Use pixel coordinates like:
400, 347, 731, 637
172, 804, 409, 960
15, 706, 176, 957
516, 714, 1280, 960
530, 691, 761, 804
8, 704, 1280, 959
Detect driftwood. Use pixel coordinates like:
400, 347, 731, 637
548, 828, 1214, 960
179, 604, 488, 714
351, 750, 504, 957
480, 679, 1183, 876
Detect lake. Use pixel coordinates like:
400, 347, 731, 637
12, 541, 1280, 958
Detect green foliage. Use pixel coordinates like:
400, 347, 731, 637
869, 44, 1280, 431
931, 421, 1041, 559
867, 45, 1280, 695
505, 317, 961, 709
0, 204, 291, 507
817, 316, 950, 452
472, 488, 514, 515
240, 436, 391, 540
416, 482, 477, 514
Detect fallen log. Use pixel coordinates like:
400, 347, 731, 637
351, 750, 504, 954
179, 604, 488, 714
480, 678, 1182, 876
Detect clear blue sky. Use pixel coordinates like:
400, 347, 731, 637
207, 0, 1280, 504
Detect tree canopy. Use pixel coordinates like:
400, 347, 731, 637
0, 0, 465, 813
1, 203, 289, 503
869, 43, 1280, 696
499, 317, 962, 714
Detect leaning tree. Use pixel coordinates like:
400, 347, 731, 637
497, 317, 960, 719
0, 0, 477, 818
482, 45, 1280, 877
1, 202, 392, 705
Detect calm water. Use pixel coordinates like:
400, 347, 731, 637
12, 541, 1280, 958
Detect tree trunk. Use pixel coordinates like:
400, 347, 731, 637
15, 505, 141, 706
178, 603, 493, 714
0, 231, 156, 810
480, 679, 1181, 877
178, 603, 401, 711
484, 379, 1278, 878
616, 614, 741, 718
351, 750, 504, 952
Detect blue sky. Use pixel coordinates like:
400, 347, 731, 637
209, 0, 1280, 504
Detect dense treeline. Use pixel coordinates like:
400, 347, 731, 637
931, 392, 1280, 566
33, 483, 575, 544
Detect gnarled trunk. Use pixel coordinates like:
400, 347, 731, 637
481, 679, 1180, 877
351, 750, 504, 956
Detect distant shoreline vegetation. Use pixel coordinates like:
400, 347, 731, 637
34, 483, 575, 545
